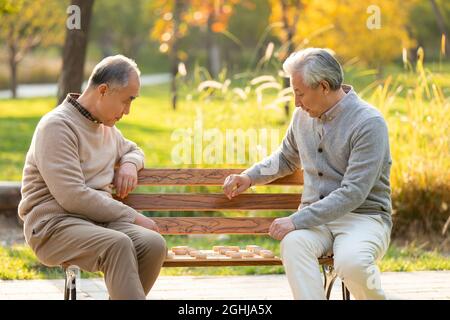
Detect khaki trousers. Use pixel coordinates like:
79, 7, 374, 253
280, 212, 391, 300
27, 215, 167, 300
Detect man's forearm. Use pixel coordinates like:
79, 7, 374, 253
243, 149, 299, 185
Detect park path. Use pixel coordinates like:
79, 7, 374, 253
0, 73, 170, 99
1, 271, 449, 300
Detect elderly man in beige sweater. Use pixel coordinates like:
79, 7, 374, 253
18, 55, 166, 300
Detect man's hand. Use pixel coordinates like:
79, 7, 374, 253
134, 214, 160, 232
269, 217, 295, 241
222, 174, 252, 200
114, 162, 138, 199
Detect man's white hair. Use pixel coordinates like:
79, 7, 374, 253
282, 48, 343, 90
87, 54, 141, 90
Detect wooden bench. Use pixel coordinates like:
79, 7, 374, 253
63, 168, 350, 300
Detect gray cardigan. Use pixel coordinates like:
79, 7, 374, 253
243, 85, 393, 230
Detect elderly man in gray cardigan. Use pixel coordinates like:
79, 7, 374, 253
223, 48, 392, 300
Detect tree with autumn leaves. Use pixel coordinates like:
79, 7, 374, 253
150, 0, 249, 110
0, 0, 65, 98
269, 0, 417, 72
150, 0, 420, 110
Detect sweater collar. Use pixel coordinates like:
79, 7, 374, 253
66, 93, 102, 124
62, 95, 101, 130
318, 84, 355, 123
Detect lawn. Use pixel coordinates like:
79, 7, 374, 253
0, 83, 292, 180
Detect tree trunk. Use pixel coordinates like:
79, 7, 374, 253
280, 0, 298, 119
57, 0, 94, 104
376, 63, 384, 79
429, 0, 450, 54
170, 0, 183, 110
208, 42, 221, 78
283, 35, 294, 118
8, 44, 17, 99
206, 12, 221, 78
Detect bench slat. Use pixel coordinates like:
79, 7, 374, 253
163, 256, 334, 267
118, 193, 301, 211
163, 258, 282, 267
137, 168, 303, 186
152, 217, 275, 234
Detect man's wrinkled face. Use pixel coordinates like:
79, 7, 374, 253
96, 71, 140, 127
291, 72, 328, 118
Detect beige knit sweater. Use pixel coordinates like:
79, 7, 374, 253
18, 96, 145, 242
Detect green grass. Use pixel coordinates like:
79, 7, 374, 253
0, 244, 101, 279
1, 240, 449, 280
0, 83, 289, 181
380, 244, 450, 272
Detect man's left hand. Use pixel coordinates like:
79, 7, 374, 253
269, 217, 296, 241
114, 162, 138, 199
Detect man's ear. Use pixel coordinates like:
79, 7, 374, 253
97, 83, 108, 96
320, 80, 331, 94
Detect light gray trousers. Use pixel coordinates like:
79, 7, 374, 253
281, 212, 391, 300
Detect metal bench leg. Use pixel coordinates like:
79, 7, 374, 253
322, 264, 338, 300
64, 266, 78, 300
63, 268, 69, 300
70, 276, 76, 300
342, 283, 351, 300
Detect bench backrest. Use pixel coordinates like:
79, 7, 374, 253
117, 169, 303, 235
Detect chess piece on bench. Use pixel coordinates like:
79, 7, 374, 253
213, 246, 227, 252
189, 250, 199, 257
225, 251, 242, 259
246, 245, 262, 254
194, 252, 207, 259
241, 251, 255, 258
172, 246, 188, 255
219, 247, 231, 255
259, 250, 274, 258
187, 247, 197, 254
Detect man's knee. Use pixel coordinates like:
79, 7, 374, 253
149, 231, 167, 256
140, 231, 167, 259
334, 251, 374, 280
108, 232, 135, 253
280, 230, 314, 258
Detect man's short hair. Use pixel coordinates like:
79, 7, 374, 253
283, 48, 343, 90
87, 54, 141, 90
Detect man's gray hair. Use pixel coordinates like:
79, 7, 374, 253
283, 48, 343, 90
87, 54, 141, 90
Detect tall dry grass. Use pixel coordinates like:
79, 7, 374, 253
369, 48, 449, 237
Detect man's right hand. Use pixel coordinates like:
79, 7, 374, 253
134, 214, 159, 232
222, 174, 252, 200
